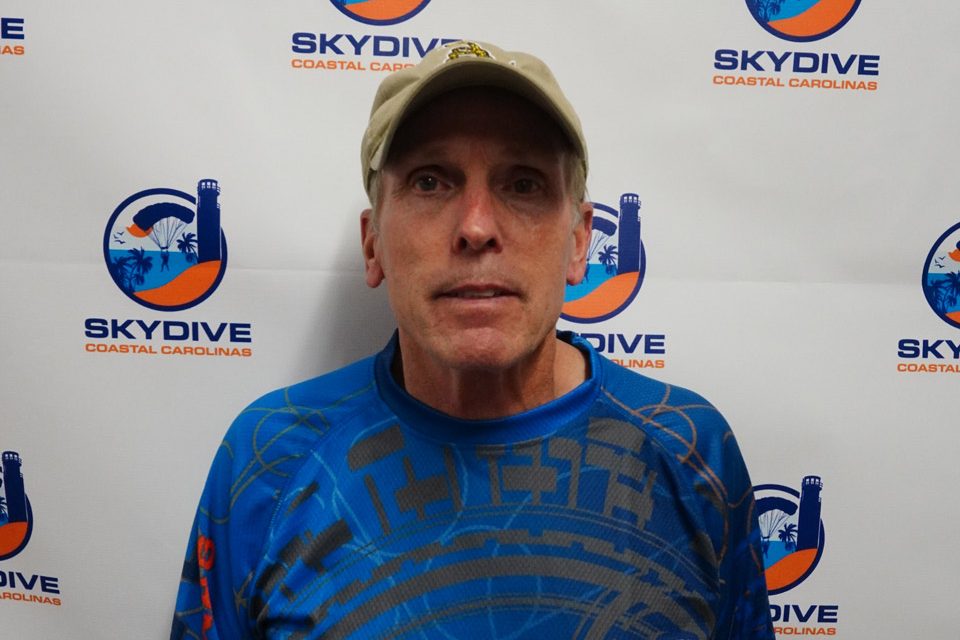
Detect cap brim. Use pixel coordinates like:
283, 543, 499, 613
369, 59, 585, 172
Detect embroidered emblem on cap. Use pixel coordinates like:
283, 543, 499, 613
446, 42, 493, 61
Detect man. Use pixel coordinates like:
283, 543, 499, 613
172, 40, 774, 639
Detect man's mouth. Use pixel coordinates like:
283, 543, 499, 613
450, 290, 504, 299
437, 284, 518, 300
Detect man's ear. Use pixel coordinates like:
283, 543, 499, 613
566, 202, 593, 285
360, 209, 385, 288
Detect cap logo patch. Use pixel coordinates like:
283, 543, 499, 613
445, 42, 492, 62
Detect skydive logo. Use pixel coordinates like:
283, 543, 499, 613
104, 179, 226, 312
713, 1, 878, 91
756, 476, 838, 636
922, 220, 960, 330
756, 476, 825, 594
562, 193, 645, 324
0, 450, 61, 607
1, 16, 25, 56
329, 0, 431, 26
562, 194, 662, 370
90, 180, 251, 358
0, 451, 32, 562
291, 0, 455, 71
745, 0, 861, 42
896, 220, 960, 374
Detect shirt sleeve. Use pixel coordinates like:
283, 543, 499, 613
700, 414, 776, 640
170, 404, 290, 640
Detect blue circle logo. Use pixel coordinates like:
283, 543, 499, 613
329, 0, 431, 26
562, 194, 646, 324
923, 220, 960, 330
0, 451, 34, 561
103, 180, 227, 312
755, 476, 826, 594
745, 0, 862, 42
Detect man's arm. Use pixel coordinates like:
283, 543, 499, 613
171, 438, 262, 640
695, 412, 775, 640
171, 395, 301, 640
715, 441, 775, 639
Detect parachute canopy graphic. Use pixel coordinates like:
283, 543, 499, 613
127, 202, 195, 250
757, 495, 797, 542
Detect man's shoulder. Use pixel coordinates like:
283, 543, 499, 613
597, 354, 724, 417
222, 354, 381, 463
595, 355, 733, 454
245, 355, 378, 417
595, 355, 757, 565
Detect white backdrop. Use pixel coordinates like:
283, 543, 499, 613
2, 1, 958, 638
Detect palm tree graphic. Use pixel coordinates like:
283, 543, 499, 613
749, 0, 786, 21
110, 255, 135, 293
127, 247, 154, 288
177, 232, 198, 264
778, 522, 798, 552
598, 244, 618, 275
927, 271, 960, 314
943, 272, 960, 309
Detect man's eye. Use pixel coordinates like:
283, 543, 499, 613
414, 175, 439, 191
513, 178, 539, 194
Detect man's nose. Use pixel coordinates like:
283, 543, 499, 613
454, 183, 502, 253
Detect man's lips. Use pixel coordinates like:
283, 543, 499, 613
435, 283, 520, 300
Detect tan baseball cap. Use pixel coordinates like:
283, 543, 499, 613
361, 40, 587, 198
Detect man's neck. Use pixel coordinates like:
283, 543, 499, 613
394, 335, 588, 421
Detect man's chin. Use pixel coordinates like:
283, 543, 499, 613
436, 330, 550, 373
398, 322, 555, 372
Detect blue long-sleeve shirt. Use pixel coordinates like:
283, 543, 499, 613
172, 333, 774, 639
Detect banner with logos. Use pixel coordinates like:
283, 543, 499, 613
1, 1, 957, 637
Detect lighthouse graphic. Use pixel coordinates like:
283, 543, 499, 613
196, 179, 222, 264
104, 179, 228, 312
0, 450, 34, 561
562, 192, 646, 323
796, 475, 823, 551
755, 475, 826, 594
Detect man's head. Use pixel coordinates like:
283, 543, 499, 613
361, 41, 588, 217
359, 41, 593, 380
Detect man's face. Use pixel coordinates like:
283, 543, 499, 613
361, 87, 592, 374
